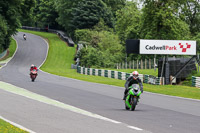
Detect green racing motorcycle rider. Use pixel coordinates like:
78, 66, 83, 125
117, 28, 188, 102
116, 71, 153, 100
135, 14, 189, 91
123, 71, 143, 100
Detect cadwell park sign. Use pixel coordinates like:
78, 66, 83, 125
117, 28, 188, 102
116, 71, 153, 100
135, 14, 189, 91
126, 39, 197, 85
140, 40, 196, 55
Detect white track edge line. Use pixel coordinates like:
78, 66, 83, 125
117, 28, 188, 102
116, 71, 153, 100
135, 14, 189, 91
0, 115, 36, 133
127, 125, 143, 131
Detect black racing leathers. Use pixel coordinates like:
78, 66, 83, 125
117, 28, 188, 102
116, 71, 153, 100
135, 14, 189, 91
124, 76, 143, 96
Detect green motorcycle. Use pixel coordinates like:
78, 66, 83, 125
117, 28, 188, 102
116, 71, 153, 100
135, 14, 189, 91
125, 84, 142, 111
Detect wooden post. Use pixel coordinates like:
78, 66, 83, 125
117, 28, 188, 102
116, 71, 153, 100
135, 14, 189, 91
154, 54, 156, 71
149, 59, 151, 69
137, 60, 138, 69
145, 59, 147, 69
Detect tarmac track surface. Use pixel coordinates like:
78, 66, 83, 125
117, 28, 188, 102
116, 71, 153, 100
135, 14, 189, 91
0, 32, 199, 133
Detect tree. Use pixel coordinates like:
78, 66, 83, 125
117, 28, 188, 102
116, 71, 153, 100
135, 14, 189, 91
180, 0, 200, 35
0, 15, 8, 52
102, 0, 126, 15
20, 0, 36, 26
115, 2, 141, 42
36, 0, 59, 29
0, 0, 21, 50
194, 33, 200, 53
140, 0, 191, 40
79, 46, 104, 67
70, 0, 114, 31
54, 0, 81, 33
76, 26, 123, 68
0, 0, 35, 50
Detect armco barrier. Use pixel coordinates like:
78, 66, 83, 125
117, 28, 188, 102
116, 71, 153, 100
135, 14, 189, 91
95, 69, 98, 76
108, 70, 111, 78
192, 76, 200, 88
126, 73, 130, 80
0, 50, 7, 59
98, 69, 101, 76
143, 75, 162, 85
87, 68, 90, 75
104, 70, 108, 77
21, 26, 74, 47
92, 69, 95, 75
122, 72, 126, 80
111, 71, 115, 78
118, 72, 122, 80
115, 71, 118, 79
77, 66, 163, 85
83, 67, 85, 74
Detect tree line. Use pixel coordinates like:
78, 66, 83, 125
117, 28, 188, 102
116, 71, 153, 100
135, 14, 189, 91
0, 0, 34, 52
0, 0, 199, 68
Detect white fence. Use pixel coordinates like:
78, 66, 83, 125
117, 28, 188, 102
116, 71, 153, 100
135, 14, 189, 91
116, 59, 157, 69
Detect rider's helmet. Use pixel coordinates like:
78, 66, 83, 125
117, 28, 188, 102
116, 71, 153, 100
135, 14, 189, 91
132, 71, 139, 80
31, 64, 34, 68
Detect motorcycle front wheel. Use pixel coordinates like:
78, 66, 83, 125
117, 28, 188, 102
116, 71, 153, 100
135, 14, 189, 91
31, 75, 36, 82
130, 97, 138, 111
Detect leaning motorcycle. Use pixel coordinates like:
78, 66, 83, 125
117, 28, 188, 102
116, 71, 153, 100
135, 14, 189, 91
30, 69, 37, 82
125, 84, 142, 111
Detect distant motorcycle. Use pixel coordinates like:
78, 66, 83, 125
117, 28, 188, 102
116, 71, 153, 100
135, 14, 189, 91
23, 35, 26, 40
30, 69, 37, 82
125, 84, 142, 111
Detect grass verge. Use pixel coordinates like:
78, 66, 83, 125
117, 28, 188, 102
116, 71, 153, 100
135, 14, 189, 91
0, 119, 28, 133
18, 29, 200, 100
0, 38, 17, 61
8, 38, 17, 58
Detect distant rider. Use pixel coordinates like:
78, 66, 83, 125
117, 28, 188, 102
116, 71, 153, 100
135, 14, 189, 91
30, 64, 38, 73
123, 71, 143, 100
23, 34, 26, 39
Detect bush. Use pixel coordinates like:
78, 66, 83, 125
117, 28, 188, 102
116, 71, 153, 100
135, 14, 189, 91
181, 70, 197, 86
77, 29, 124, 68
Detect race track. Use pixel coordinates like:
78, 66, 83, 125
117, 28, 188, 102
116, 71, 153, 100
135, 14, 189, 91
0, 32, 199, 133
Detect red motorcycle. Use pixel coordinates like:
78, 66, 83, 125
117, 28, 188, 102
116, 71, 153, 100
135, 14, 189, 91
30, 69, 37, 82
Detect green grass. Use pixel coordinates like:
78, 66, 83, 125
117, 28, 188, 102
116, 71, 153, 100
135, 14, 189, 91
0, 119, 28, 133
8, 38, 17, 58
18, 29, 200, 100
0, 38, 17, 61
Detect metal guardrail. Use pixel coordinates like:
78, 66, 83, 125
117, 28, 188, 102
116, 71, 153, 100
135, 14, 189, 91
192, 76, 200, 88
21, 26, 75, 47
0, 50, 8, 59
